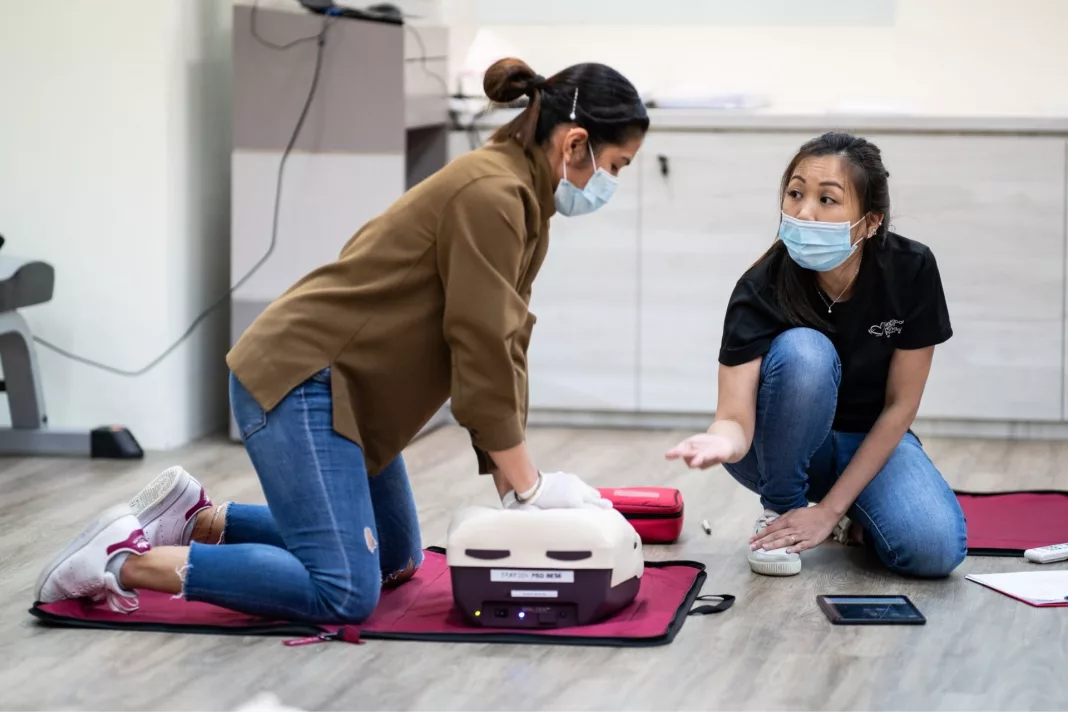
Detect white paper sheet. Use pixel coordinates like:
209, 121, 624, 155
966, 571, 1068, 606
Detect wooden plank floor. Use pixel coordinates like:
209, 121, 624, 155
2, 426, 1067, 710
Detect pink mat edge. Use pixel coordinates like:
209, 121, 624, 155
29, 548, 711, 647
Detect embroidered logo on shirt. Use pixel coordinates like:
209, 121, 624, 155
869, 319, 904, 338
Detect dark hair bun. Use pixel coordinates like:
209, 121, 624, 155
483, 58, 543, 104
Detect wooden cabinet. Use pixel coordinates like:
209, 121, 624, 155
448, 127, 1068, 427
869, 135, 1067, 421
923, 320, 1063, 422
526, 167, 641, 411
636, 132, 807, 413
635, 132, 1068, 423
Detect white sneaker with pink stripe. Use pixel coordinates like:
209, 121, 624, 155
129, 466, 212, 548
34, 504, 150, 614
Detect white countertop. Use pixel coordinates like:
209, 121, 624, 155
463, 107, 1068, 135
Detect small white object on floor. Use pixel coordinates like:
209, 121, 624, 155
234, 692, 304, 712
1024, 542, 1068, 564
966, 571, 1068, 607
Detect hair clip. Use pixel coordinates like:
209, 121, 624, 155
570, 87, 579, 121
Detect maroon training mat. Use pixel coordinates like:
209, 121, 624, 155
29, 548, 728, 647
955, 490, 1068, 556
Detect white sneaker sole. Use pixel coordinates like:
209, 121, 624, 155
129, 466, 197, 523
748, 553, 802, 577
34, 503, 135, 602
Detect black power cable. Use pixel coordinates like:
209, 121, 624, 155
33, 2, 334, 377
403, 23, 449, 98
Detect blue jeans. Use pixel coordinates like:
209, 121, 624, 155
182, 368, 424, 623
723, 328, 967, 578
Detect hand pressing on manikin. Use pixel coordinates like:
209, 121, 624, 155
504, 471, 613, 511
664, 433, 735, 469
749, 504, 839, 554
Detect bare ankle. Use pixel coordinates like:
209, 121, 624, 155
191, 504, 228, 544
118, 553, 142, 590
119, 547, 189, 595
189, 509, 212, 543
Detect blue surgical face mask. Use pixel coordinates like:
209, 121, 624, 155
554, 143, 617, 217
778, 212, 870, 271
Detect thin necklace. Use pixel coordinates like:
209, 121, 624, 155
816, 257, 862, 314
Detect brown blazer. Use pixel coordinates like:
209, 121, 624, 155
227, 139, 556, 476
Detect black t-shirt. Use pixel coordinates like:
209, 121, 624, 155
719, 232, 952, 433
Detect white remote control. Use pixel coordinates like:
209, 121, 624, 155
1023, 543, 1068, 564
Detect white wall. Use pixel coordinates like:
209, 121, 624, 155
0, 0, 232, 449
4, 0, 1062, 453
443, 0, 1068, 116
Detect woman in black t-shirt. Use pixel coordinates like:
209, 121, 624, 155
666, 132, 966, 578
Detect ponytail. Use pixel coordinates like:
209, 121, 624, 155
483, 57, 648, 152
483, 58, 546, 151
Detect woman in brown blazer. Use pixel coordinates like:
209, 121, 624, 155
36, 58, 650, 624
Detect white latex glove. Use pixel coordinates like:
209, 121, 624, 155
503, 471, 613, 511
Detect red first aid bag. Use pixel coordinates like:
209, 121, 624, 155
598, 487, 684, 544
